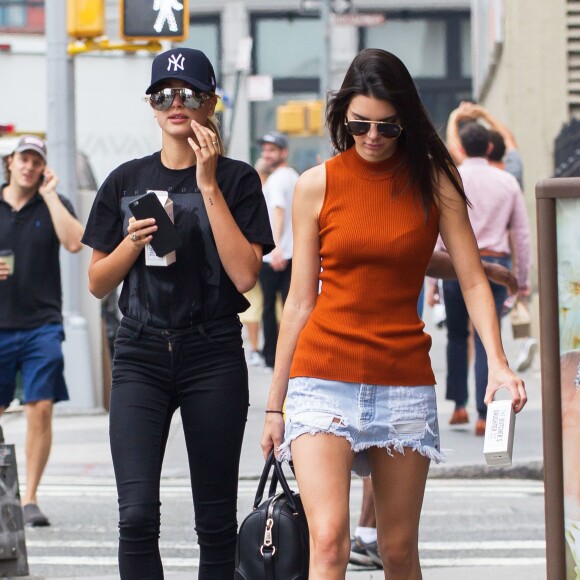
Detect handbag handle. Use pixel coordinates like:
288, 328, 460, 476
267, 458, 296, 497
253, 450, 297, 512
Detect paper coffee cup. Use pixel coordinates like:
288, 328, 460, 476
0, 250, 14, 275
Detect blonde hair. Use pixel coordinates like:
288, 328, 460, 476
205, 115, 224, 155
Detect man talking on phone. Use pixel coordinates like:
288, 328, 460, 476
0, 135, 84, 526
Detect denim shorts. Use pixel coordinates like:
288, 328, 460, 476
0, 324, 69, 407
279, 377, 444, 476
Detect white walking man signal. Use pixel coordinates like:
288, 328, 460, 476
153, 0, 183, 34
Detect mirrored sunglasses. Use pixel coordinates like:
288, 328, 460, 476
145, 88, 210, 111
344, 119, 403, 139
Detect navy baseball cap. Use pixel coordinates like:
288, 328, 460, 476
146, 48, 217, 95
258, 131, 289, 149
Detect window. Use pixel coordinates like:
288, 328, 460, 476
366, 19, 447, 78
460, 18, 472, 78
254, 17, 322, 80
362, 11, 472, 133
178, 15, 221, 82
0, 0, 44, 33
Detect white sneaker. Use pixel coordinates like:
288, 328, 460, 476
432, 303, 446, 328
247, 351, 264, 367
516, 338, 538, 372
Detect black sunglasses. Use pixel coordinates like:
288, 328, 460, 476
344, 119, 403, 139
145, 88, 210, 112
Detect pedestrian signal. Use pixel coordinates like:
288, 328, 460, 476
67, 0, 105, 39
121, 0, 189, 41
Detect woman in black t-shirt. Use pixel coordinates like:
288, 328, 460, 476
82, 48, 273, 580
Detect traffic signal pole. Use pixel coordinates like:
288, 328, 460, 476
46, 0, 96, 408
320, 0, 331, 102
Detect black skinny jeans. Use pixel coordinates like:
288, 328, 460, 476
259, 260, 291, 367
110, 316, 249, 580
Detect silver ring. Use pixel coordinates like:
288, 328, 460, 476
212, 141, 218, 145
200, 145, 206, 149
131, 232, 137, 242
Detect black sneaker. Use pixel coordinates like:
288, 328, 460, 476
361, 538, 383, 568
349, 537, 378, 567
23, 503, 50, 527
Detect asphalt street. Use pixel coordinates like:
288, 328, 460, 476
0, 307, 547, 579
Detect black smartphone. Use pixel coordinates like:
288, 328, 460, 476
128, 192, 182, 257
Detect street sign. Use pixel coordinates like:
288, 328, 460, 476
333, 13, 385, 27
301, 0, 352, 14
121, 0, 189, 41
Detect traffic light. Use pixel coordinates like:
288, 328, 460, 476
276, 100, 325, 136
121, 0, 189, 41
305, 100, 324, 134
67, 0, 104, 39
276, 102, 306, 135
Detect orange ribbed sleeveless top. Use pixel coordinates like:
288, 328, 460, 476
290, 146, 439, 386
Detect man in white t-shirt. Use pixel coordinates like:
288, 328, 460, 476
257, 132, 299, 369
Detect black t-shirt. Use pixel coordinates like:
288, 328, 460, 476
82, 152, 274, 328
0, 185, 76, 329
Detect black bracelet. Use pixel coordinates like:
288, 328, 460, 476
265, 410, 284, 415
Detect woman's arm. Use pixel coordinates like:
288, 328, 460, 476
260, 163, 326, 458
189, 121, 263, 293
87, 217, 158, 298
436, 170, 527, 413
427, 250, 518, 294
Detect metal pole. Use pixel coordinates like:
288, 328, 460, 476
320, 0, 331, 101
45, 1, 96, 408
225, 69, 242, 155
46, 0, 79, 314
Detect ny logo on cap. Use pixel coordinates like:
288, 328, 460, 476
167, 53, 185, 72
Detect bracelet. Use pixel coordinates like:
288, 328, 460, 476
265, 410, 283, 415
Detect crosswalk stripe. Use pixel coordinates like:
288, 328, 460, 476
419, 540, 545, 550
26, 556, 547, 569
37, 486, 543, 499
28, 556, 199, 567
421, 557, 546, 567
25, 540, 198, 550
24, 539, 544, 552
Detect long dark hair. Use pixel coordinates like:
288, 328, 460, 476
327, 48, 466, 215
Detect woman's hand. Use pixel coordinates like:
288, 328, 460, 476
260, 412, 285, 460
484, 362, 527, 414
0, 259, 10, 281
188, 120, 219, 193
127, 216, 157, 249
482, 262, 519, 295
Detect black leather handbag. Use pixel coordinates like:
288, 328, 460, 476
234, 451, 309, 580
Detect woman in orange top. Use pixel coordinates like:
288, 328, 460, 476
260, 48, 527, 579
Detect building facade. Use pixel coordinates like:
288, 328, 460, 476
1, 0, 471, 180
471, 0, 569, 334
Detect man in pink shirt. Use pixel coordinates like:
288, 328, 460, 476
441, 121, 531, 436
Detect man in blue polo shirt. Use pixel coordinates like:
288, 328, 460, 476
0, 135, 84, 526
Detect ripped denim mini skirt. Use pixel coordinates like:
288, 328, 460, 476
278, 376, 445, 476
